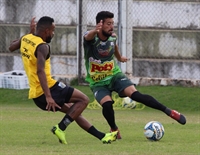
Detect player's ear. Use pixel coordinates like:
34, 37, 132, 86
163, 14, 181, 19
45, 28, 50, 33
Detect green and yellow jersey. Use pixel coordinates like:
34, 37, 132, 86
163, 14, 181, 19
83, 33, 121, 87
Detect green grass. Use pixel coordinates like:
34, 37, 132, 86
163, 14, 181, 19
0, 86, 200, 155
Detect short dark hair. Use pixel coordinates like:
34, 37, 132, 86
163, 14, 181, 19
37, 16, 54, 30
96, 11, 114, 24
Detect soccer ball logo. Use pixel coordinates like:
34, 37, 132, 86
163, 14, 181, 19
122, 97, 136, 109
144, 121, 165, 141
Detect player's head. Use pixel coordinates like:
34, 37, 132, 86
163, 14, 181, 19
96, 11, 114, 37
96, 11, 114, 24
36, 16, 55, 43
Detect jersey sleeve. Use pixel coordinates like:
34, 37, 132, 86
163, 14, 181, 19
83, 31, 95, 45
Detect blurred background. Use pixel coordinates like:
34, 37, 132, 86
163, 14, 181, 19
0, 0, 199, 86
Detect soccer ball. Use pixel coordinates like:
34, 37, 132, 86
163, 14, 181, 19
144, 121, 165, 141
122, 97, 136, 109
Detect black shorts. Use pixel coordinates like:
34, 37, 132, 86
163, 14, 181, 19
33, 82, 74, 111
91, 72, 134, 103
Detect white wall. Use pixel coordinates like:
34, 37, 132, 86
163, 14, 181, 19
132, 1, 200, 28
1, 0, 200, 29
0, 0, 199, 82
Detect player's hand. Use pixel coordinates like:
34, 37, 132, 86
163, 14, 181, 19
30, 17, 36, 34
112, 32, 117, 37
96, 20, 103, 33
45, 97, 61, 112
120, 56, 130, 63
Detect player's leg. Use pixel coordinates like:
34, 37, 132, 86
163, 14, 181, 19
46, 86, 86, 135
34, 82, 117, 144
115, 73, 186, 125
61, 103, 118, 144
36, 82, 88, 144
126, 86, 186, 125
92, 86, 121, 139
33, 91, 68, 144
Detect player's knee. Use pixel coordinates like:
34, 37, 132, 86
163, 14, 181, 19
81, 95, 89, 107
102, 101, 114, 109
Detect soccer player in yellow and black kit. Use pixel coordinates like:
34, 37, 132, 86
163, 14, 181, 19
9, 16, 118, 144
83, 11, 186, 139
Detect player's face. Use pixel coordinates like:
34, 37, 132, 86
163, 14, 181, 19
46, 23, 55, 43
102, 18, 114, 37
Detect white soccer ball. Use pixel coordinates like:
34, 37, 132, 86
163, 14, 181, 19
144, 121, 165, 141
122, 97, 136, 109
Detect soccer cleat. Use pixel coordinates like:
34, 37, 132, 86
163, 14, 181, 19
101, 131, 118, 144
51, 125, 67, 144
170, 110, 186, 125
110, 128, 122, 139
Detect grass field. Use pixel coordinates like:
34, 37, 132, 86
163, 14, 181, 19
0, 86, 200, 155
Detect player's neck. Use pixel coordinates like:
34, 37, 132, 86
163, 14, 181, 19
97, 33, 108, 41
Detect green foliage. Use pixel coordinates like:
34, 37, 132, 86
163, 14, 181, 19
70, 77, 79, 85
70, 77, 88, 86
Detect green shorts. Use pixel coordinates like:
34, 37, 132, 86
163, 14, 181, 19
91, 72, 134, 103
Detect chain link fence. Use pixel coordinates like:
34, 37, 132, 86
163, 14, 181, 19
0, 0, 199, 86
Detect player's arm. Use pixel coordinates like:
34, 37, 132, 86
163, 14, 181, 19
36, 44, 51, 97
36, 44, 61, 111
9, 17, 36, 52
114, 44, 129, 63
84, 20, 103, 41
29, 17, 36, 34
9, 38, 21, 52
84, 29, 98, 41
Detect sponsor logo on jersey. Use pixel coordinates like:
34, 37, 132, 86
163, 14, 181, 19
91, 72, 113, 82
89, 59, 114, 82
22, 37, 36, 47
100, 41, 106, 46
98, 49, 109, 56
90, 61, 114, 72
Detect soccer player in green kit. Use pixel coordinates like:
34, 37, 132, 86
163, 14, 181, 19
83, 11, 186, 139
